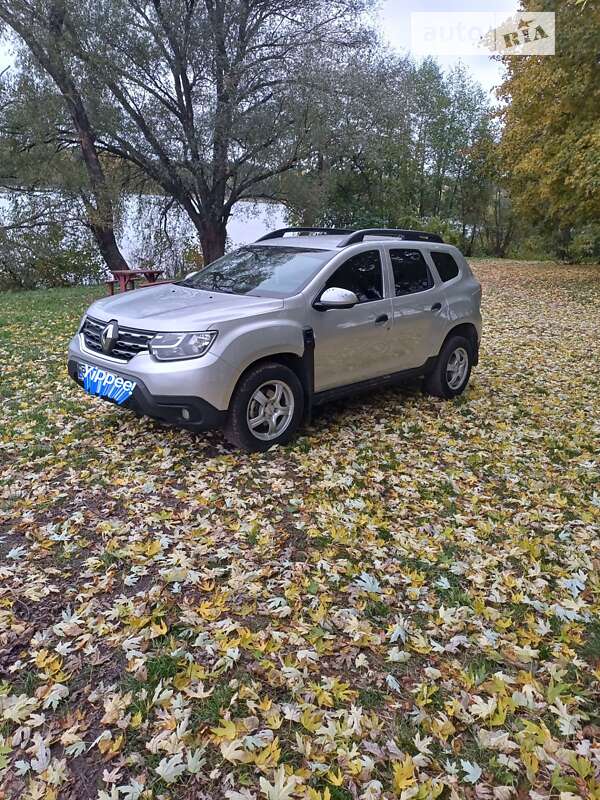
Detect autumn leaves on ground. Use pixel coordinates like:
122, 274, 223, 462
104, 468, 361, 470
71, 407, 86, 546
0, 260, 599, 800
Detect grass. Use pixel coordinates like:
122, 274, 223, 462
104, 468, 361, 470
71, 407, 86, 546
358, 687, 386, 709
579, 618, 600, 665
191, 684, 237, 726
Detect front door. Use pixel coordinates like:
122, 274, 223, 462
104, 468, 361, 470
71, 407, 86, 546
386, 247, 448, 370
310, 249, 394, 392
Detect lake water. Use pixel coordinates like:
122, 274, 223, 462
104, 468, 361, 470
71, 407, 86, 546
1, 192, 288, 271
119, 198, 288, 266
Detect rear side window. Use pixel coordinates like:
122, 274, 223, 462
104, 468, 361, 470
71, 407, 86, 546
325, 250, 383, 303
431, 251, 460, 282
390, 249, 433, 296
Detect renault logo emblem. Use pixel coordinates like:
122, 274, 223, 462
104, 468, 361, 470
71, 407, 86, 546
100, 320, 119, 354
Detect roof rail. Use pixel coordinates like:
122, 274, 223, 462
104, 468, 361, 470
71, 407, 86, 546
255, 227, 354, 242
337, 228, 444, 247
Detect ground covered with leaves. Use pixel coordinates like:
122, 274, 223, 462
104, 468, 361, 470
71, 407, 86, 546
0, 260, 599, 800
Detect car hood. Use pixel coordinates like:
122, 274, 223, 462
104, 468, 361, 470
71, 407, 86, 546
88, 284, 284, 331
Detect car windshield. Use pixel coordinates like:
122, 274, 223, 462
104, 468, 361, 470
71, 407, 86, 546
179, 245, 333, 297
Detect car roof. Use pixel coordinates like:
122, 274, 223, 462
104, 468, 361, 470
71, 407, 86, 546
254, 234, 445, 251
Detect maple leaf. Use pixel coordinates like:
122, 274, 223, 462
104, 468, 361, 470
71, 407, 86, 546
253, 737, 281, 770
461, 759, 482, 784
186, 747, 206, 774
30, 737, 51, 774
211, 719, 238, 740
0, 694, 39, 722
392, 755, 416, 792
470, 695, 497, 719
155, 753, 186, 784
221, 739, 247, 763
354, 572, 382, 594
258, 765, 299, 800
117, 781, 145, 800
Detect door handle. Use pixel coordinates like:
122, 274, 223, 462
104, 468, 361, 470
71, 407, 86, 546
430, 302, 442, 311
375, 314, 389, 324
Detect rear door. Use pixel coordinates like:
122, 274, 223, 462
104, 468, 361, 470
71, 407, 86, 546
310, 248, 395, 391
385, 246, 448, 370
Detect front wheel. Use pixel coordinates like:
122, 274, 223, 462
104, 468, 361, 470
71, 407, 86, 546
423, 335, 473, 399
225, 362, 304, 451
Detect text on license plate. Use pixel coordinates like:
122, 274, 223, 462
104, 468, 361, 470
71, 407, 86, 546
78, 363, 136, 405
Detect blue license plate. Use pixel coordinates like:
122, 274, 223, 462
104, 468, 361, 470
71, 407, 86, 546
78, 363, 136, 405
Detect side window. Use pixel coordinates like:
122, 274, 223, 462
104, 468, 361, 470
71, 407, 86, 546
390, 249, 433, 296
431, 251, 460, 282
324, 250, 383, 303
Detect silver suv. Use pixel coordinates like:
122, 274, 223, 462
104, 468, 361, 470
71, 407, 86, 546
68, 227, 482, 450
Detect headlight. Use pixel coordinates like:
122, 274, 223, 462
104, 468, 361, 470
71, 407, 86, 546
149, 331, 217, 361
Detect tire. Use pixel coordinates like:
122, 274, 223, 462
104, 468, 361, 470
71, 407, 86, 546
224, 362, 304, 451
423, 335, 473, 399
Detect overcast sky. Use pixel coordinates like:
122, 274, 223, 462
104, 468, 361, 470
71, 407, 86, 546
378, 0, 520, 97
1, 1, 519, 97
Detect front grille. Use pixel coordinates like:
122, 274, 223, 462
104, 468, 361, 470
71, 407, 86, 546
81, 316, 154, 361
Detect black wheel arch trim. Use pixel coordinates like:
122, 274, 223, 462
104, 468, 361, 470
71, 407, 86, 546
442, 323, 479, 366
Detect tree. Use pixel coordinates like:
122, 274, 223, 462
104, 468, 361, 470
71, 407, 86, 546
497, 0, 600, 251
2, 0, 375, 263
283, 51, 417, 227
0, 189, 104, 288
0, 2, 131, 272
282, 55, 496, 253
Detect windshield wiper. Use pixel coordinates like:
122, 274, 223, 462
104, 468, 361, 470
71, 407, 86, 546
188, 283, 238, 294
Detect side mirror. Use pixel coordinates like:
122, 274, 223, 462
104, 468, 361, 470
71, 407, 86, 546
315, 286, 359, 311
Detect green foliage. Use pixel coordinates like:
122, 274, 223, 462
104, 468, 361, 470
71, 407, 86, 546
284, 59, 502, 255
499, 0, 600, 245
0, 218, 104, 290
569, 224, 600, 264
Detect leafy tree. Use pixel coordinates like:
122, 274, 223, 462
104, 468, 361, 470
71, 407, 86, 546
497, 0, 600, 255
284, 56, 496, 254
2, 0, 376, 263
282, 51, 417, 227
0, 193, 104, 289
0, 2, 131, 272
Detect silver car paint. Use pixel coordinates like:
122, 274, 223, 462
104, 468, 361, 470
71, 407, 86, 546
68, 235, 482, 413
87, 283, 285, 331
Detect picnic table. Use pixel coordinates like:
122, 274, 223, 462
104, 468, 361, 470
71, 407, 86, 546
107, 269, 164, 294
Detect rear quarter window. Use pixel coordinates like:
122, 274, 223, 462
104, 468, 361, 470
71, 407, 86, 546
390, 249, 433, 296
431, 251, 460, 282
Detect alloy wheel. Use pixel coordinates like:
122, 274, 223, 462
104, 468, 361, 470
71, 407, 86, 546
446, 346, 469, 390
246, 380, 295, 441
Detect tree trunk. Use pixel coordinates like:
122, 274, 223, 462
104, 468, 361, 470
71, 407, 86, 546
199, 219, 227, 264
89, 219, 130, 272
76, 127, 130, 273
556, 226, 572, 261
465, 224, 478, 256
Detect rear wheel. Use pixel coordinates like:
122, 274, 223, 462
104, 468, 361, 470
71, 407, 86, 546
225, 362, 304, 451
423, 335, 473, 399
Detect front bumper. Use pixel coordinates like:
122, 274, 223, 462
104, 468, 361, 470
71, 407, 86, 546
68, 332, 238, 410
67, 358, 226, 430
67, 330, 233, 430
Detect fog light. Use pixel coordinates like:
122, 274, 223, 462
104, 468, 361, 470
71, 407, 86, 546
181, 408, 190, 421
